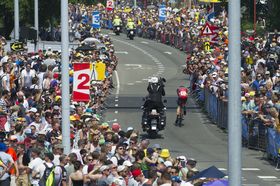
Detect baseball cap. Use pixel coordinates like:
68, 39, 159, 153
123, 160, 133, 167
28, 107, 38, 113
127, 127, 134, 132
117, 165, 126, 172
131, 169, 142, 177
99, 165, 110, 172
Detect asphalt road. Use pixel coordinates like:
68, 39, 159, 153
102, 32, 280, 185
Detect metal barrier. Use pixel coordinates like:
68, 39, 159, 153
131, 27, 280, 162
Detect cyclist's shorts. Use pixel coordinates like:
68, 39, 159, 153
177, 98, 187, 106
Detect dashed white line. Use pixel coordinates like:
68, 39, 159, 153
115, 51, 128, 54
115, 71, 120, 96
242, 168, 260, 171
127, 83, 134, 85
114, 111, 118, 114
115, 99, 118, 102
141, 41, 149, 44
164, 51, 172, 55
135, 81, 142, 83
257, 176, 278, 179
115, 104, 118, 107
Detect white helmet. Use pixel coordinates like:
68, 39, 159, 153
149, 77, 158, 83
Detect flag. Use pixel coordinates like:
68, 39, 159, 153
207, 6, 215, 22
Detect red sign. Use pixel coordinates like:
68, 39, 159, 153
106, 0, 114, 11
73, 63, 91, 102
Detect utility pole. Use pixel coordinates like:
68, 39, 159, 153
14, 0, 19, 40
228, 0, 242, 186
61, 0, 70, 154
253, 0, 256, 36
34, 0, 39, 50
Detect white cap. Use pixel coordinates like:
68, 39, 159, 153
117, 165, 126, 172
28, 107, 38, 113
127, 127, 134, 132
123, 160, 133, 167
164, 161, 173, 167
99, 165, 109, 172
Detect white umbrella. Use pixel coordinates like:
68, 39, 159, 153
82, 37, 101, 44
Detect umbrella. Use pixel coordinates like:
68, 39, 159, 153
76, 45, 95, 51
82, 37, 101, 44
203, 180, 228, 186
147, 5, 156, 9
188, 166, 226, 182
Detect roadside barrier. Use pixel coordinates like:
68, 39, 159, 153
101, 23, 280, 163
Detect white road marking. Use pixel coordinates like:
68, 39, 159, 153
114, 119, 118, 122
115, 111, 118, 114
115, 71, 120, 96
218, 168, 261, 171
108, 32, 115, 35
113, 38, 165, 82
115, 99, 118, 102
115, 104, 118, 107
242, 168, 260, 171
141, 41, 149, 44
115, 96, 118, 99
127, 83, 134, 85
115, 51, 128, 54
135, 81, 142, 83
257, 176, 278, 179
142, 78, 149, 81
164, 51, 172, 55
125, 64, 142, 68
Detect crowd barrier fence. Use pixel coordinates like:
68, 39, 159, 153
101, 23, 280, 163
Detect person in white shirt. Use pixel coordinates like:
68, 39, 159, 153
20, 63, 36, 90
27, 148, 45, 186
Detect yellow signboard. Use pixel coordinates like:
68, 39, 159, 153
10, 42, 24, 51
204, 42, 210, 52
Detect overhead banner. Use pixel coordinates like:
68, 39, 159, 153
92, 11, 100, 29
106, 0, 114, 11
73, 63, 91, 102
159, 5, 166, 22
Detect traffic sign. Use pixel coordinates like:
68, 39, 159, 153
204, 42, 210, 52
10, 42, 24, 51
73, 63, 91, 102
201, 23, 213, 35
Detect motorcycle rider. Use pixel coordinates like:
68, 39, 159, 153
176, 85, 188, 124
126, 18, 136, 37
142, 77, 166, 130
113, 15, 122, 32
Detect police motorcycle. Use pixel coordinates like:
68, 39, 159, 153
114, 25, 122, 35
141, 77, 167, 138
127, 29, 135, 40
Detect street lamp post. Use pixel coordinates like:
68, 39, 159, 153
61, 0, 70, 154
228, 0, 242, 186
14, 0, 19, 40
34, 0, 39, 50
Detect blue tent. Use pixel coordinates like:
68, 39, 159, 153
188, 166, 226, 181
203, 180, 229, 186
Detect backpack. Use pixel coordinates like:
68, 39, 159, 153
39, 163, 55, 186
178, 88, 188, 99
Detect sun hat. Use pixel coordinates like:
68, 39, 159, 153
123, 160, 133, 167
99, 165, 109, 172
117, 165, 126, 172
164, 161, 173, 167
160, 149, 170, 158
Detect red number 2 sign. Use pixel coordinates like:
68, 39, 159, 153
77, 74, 90, 89
73, 63, 91, 102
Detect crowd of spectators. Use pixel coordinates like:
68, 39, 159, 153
99, 3, 280, 133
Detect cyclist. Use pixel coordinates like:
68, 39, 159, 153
176, 86, 188, 124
